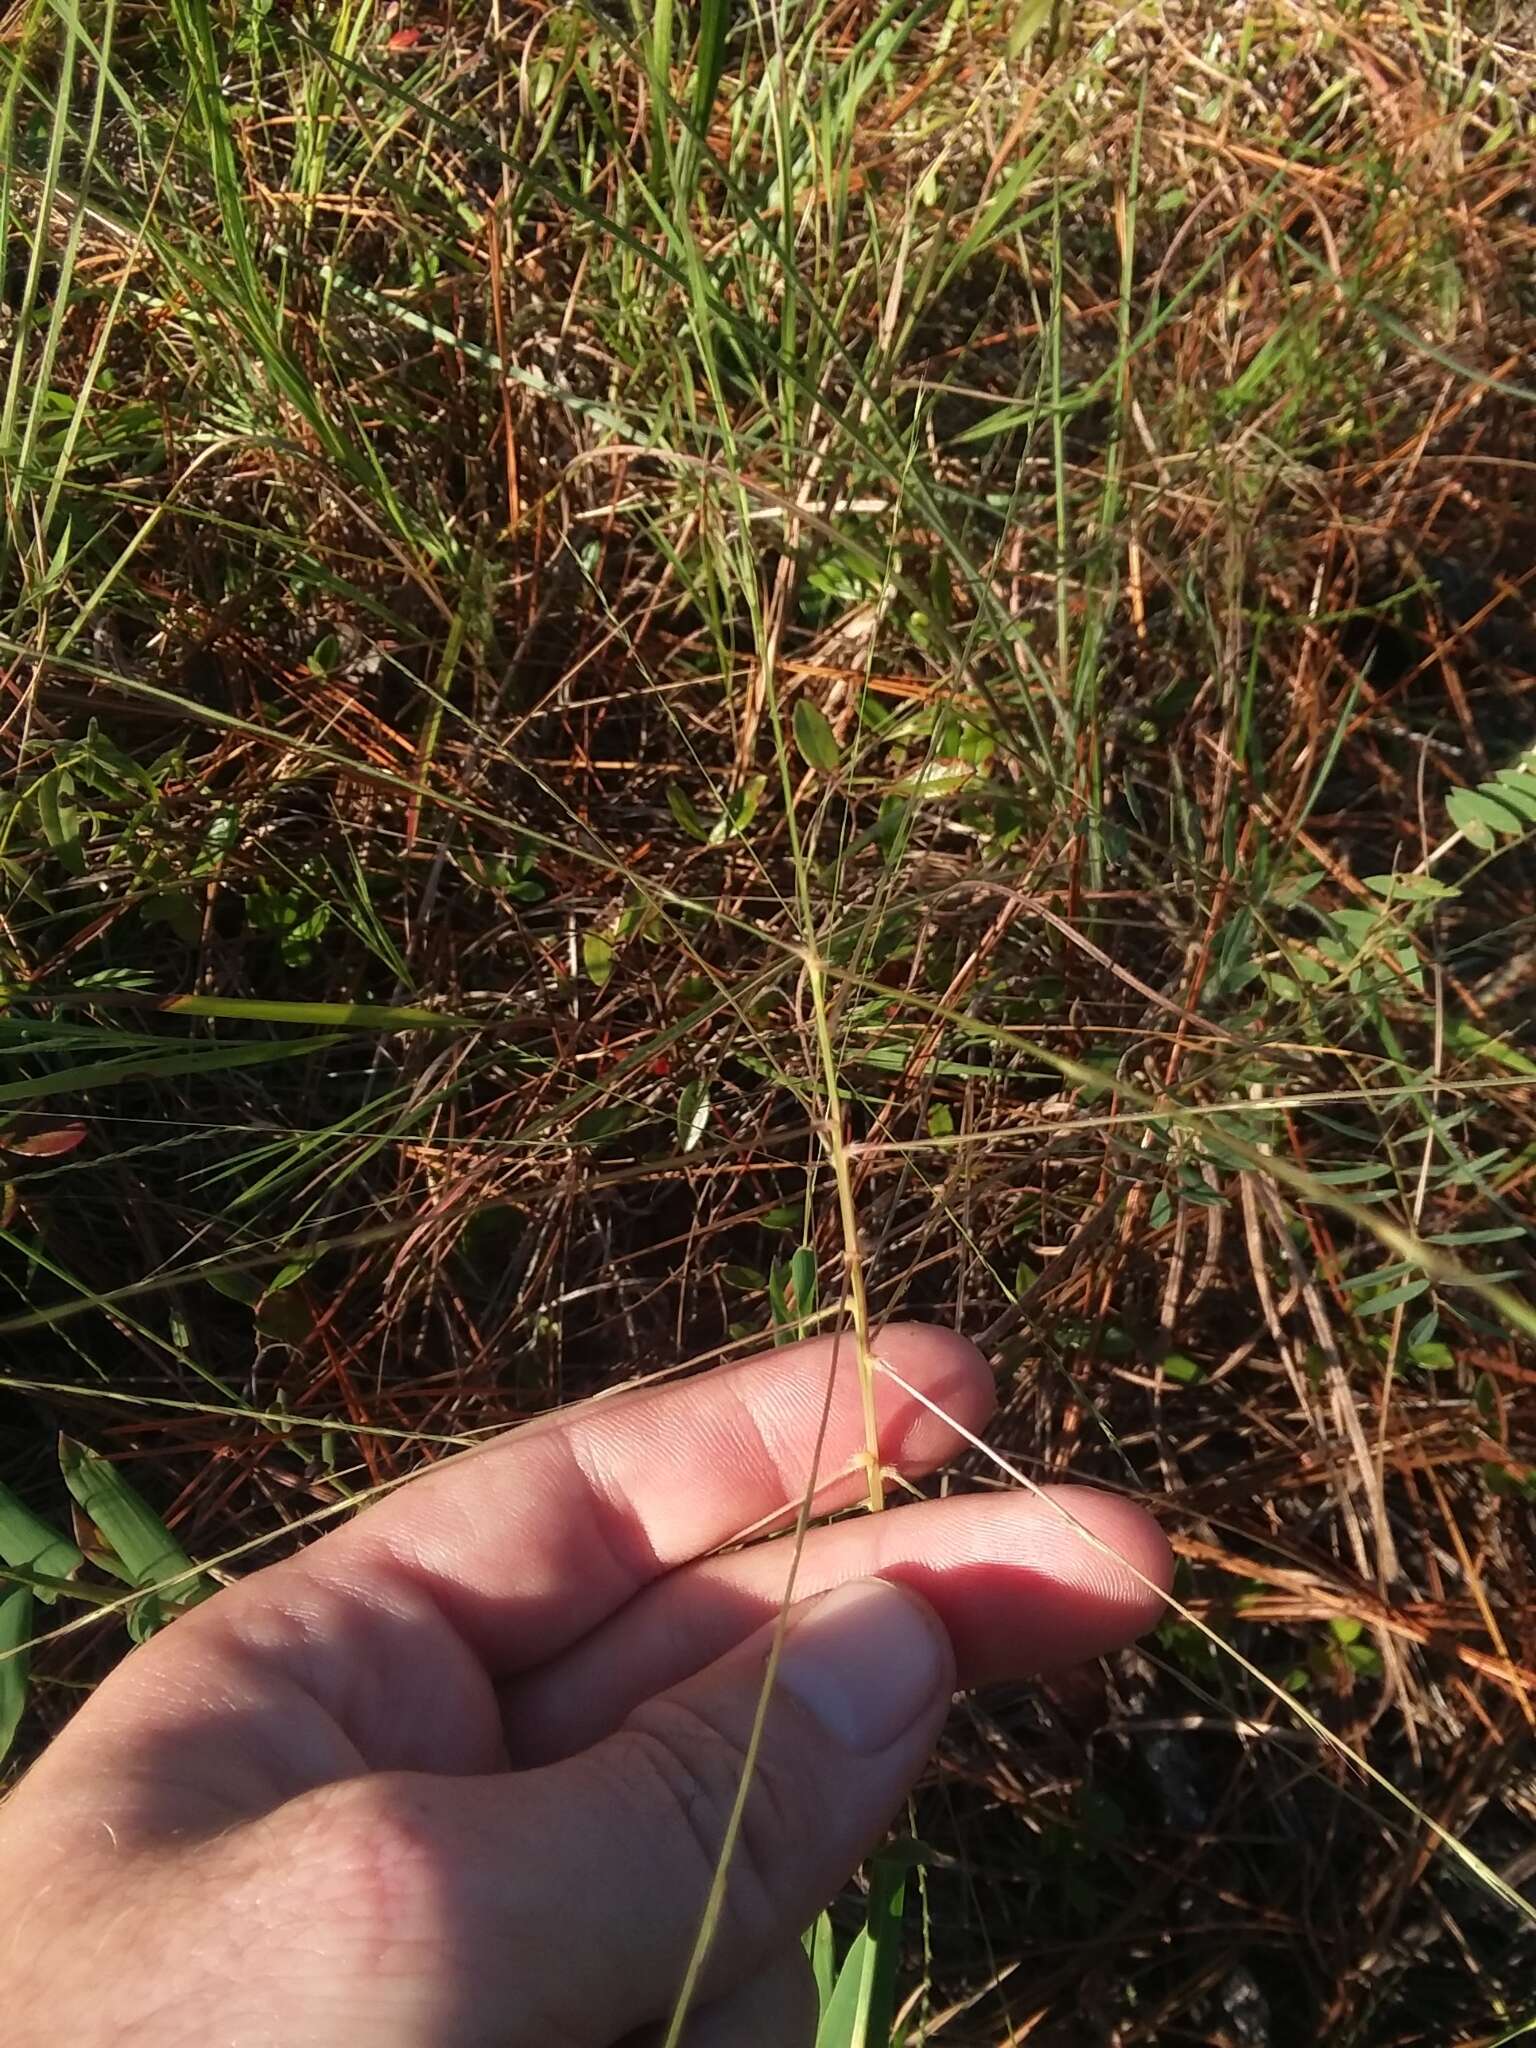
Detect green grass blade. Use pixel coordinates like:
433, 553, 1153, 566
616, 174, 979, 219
0, 1480, 84, 1602
58, 1437, 212, 1617
0, 1586, 33, 1764
816, 1857, 907, 2048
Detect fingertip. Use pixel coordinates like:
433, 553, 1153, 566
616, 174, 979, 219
876, 1487, 1173, 1683
1023, 1486, 1174, 1645
873, 1321, 996, 1448
1061, 1487, 1173, 1627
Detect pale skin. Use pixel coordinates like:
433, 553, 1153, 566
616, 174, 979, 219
0, 1325, 1172, 2046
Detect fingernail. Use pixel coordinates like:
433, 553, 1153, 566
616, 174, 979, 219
776, 1579, 950, 1755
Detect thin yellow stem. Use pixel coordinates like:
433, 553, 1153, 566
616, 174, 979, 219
805, 946, 884, 1511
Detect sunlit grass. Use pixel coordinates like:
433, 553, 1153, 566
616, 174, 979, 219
3, 0, 1536, 2035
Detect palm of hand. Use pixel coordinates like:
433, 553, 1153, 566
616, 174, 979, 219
0, 1328, 1168, 2047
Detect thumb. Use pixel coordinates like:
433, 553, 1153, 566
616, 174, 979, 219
436, 1579, 953, 2044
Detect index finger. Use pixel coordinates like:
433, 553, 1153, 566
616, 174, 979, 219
301, 1323, 993, 1676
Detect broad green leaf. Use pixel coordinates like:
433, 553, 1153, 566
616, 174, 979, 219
58, 1440, 212, 1623
0, 1587, 32, 1764
794, 699, 842, 773
815, 1857, 906, 2048
676, 1077, 710, 1154
0, 1480, 83, 1602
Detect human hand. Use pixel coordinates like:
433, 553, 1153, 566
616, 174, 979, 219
0, 1326, 1171, 2046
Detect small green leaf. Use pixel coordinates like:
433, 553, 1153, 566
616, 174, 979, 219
307, 633, 342, 675
256, 1289, 315, 1347
1356, 1277, 1430, 1316
1483, 774, 1536, 823
1362, 872, 1455, 901
1409, 1340, 1454, 1370
676, 1077, 710, 1154
927, 1103, 954, 1137
36, 769, 85, 875
1426, 1224, 1528, 1246
1483, 1460, 1526, 1498
805, 1912, 837, 2018
1497, 768, 1536, 818
1160, 1352, 1203, 1384
1447, 785, 1524, 848
141, 890, 204, 942
710, 774, 767, 845
615, 896, 658, 943
1329, 1614, 1364, 1645
794, 698, 842, 773
583, 931, 614, 988
204, 1266, 264, 1306
266, 1248, 321, 1294
890, 759, 975, 799
789, 1245, 816, 1321
574, 1103, 637, 1145
666, 784, 712, 841
767, 1259, 794, 1339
